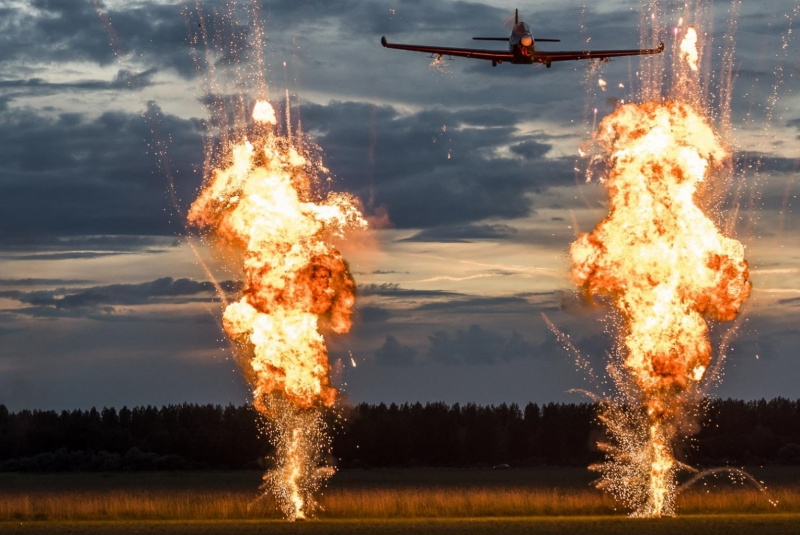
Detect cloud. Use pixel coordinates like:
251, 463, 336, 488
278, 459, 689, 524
0, 69, 157, 104
427, 324, 535, 365
2, 1, 198, 78
416, 295, 534, 314
0, 277, 238, 317
736, 152, 800, 175
2, 235, 181, 260
374, 335, 416, 367
510, 140, 552, 160
300, 100, 576, 228
356, 306, 392, 324
8, 251, 167, 261
0, 106, 203, 246
358, 283, 459, 299
0, 278, 94, 286
401, 223, 518, 243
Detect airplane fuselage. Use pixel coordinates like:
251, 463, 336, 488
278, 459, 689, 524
508, 21, 535, 64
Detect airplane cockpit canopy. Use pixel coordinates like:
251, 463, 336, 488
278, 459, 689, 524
513, 22, 531, 34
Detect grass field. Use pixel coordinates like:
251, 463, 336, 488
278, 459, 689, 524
0, 467, 797, 533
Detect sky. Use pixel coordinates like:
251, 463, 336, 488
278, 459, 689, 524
0, 0, 798, 411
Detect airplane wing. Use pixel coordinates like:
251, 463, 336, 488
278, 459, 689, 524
381, 36, 515, 62
537, 42, 664, 64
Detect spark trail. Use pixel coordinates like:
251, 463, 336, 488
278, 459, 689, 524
189, 100, 366, 519
569, 26, 751, 516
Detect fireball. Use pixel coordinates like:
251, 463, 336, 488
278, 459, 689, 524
189, 100, 366, 519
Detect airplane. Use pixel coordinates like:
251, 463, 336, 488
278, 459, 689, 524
381, 9, 664, 68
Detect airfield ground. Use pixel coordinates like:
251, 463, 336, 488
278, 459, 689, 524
0, 467, 797, 533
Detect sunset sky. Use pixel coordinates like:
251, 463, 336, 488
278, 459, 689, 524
1, 0, 798, 411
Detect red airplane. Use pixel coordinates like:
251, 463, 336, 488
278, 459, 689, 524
381, 9, 664, 68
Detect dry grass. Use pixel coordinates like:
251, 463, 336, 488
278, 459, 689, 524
0, 490, 282, 521
319, 487, 617, 517
0, 479, 797, 521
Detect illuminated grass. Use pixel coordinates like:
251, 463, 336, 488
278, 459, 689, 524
0, 469, 797, 521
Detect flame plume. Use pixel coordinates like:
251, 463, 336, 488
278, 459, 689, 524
570, 28, 750, 516
189, 100, 366, 519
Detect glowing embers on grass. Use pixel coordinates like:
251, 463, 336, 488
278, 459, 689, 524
570, 100, 750, 516
189, 100, 366, 519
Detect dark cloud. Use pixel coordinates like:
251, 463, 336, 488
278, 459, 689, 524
0, 277, 238, 316
427, 324, 535, 365
0, 69, 157, 103
257, 0, 508, 37
355, 306, 392, 324
511, 140, 552, 160
9, 250, 167, 261
416, 295, 534, 314
777, 296, 800, 307
0, 106, 203, 245
375, 335, 416, 367
736, 152, 800, 175
2, 1, 198, 78
2, 235, 180, 257
402, 223, 518, 243
358, 283, 460, 299
301, 100, 575, 228
0, 278, 94, 286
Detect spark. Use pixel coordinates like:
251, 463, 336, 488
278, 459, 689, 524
570, 23, 750, 516
189, 100, 366, 519
679, 27, 699, 72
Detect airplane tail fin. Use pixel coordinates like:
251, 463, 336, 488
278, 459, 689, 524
515, 9, 518, 24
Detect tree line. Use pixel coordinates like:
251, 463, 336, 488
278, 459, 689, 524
0, 398, 798, 472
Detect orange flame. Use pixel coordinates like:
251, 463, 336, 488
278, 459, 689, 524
189, 100, 366, 519
570, 31, 750, 514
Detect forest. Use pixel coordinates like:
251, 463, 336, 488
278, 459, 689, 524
0, 398, 799, 471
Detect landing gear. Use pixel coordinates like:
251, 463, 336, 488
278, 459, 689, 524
492, 60, 497, 67
545, 60, 552, 68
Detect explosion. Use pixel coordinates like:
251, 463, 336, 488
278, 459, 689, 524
189, 100, 366, 519
570, 28, 751, 516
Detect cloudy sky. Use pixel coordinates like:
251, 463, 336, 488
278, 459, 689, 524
0, 0, 798, 411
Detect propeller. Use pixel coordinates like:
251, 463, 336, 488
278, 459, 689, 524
501, 9, 518, 31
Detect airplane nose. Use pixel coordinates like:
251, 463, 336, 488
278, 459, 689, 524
520, 35, 533, 47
